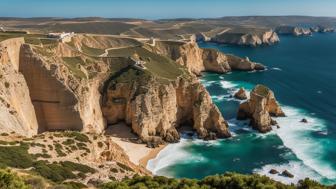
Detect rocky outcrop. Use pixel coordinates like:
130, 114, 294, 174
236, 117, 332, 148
102, 68, 231, 142
153, 40, 264, 75
211, 29, 279, 46
234, 88, 248, 100
19, 44, 106, 133
0, 38, 38, 136
311, 26, 335, 33
195, 33, 211, 42
237, 85, 285, 133
275, 26, 312, 36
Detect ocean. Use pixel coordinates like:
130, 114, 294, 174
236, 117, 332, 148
147, 33, 336, 185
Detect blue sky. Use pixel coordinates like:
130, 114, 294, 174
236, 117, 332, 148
1, 0, 336, 19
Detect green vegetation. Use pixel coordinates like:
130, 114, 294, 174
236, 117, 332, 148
0, 169, 29, 189
254, 85, 270, 97
116, 162, 133, 172
82, 44, 105, 56
0, 31, 47, 45
107, 46, 185, 83
101, 173, 335, 189
64, 132, 90, 143
0, 140, 96, 184
62, 57, 87, 79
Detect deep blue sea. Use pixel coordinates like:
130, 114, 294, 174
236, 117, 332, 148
148, 33, 336, 185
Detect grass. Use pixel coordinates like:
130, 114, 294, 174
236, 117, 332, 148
0, 140, 95, 183
107, 46, 185, 82
62, 57, 87, 79
81, 44, 105, 56
116, 162, 133, 172
0, 32, 47, 44
254, 85, 270, 97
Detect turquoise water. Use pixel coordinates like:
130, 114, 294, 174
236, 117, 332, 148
147, 33, 336, 185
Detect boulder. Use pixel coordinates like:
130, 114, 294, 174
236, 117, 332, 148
269, 169, 279, 174
301, 118, 308, 123
234, 88, 248, 100
237, 85, 285, 133
281, 170, 294, 178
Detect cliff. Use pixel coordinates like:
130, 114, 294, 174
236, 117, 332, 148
101, 67, 231, 143
153, 40, 264, 75
237, 85, 285, 133
19, 44, 106, 133
275, 26, 312, 36
210, 29, 279, 46
0, 38, 38, 137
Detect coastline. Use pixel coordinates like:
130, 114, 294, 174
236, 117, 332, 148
106, 123, 167, 171
139, 145, 167, 169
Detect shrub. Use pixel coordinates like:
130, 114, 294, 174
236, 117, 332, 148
0, 169, 29, 189
116, 162, 133, 172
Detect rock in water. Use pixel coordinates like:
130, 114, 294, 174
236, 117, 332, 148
301, 118, 308, 123
237, 85, 285, 133
234, 88, 248, 100
269, 169, 279, 174
281, 170, 294, 178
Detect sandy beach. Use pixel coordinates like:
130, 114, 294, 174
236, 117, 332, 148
105, 123, 167, 170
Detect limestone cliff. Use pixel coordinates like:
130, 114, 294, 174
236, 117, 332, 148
237, 85, 285, 133
102, 68, 231, 143
19, 43, 105, 133
275, 26, 312, 36
153, 40, 264, 75
210, 29, 279, 46
0, 38, 38, 137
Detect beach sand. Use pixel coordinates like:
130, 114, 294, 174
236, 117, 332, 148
105, 123, 166, 170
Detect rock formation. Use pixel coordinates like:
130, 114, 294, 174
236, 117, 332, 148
234, 88, 248, 100
153, 40, 264, 75
19, 44, 106, 133
101, 68, 231, 143
211, 29, 279, 46
237, 85, 285, 133
275, 26, 312, 36
0, 38, 38, 137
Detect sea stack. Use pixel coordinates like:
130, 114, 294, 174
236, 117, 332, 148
234, 88, 248, 100
237, 85, 285, 133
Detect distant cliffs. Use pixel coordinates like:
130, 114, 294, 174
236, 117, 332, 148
275, 26, 312, 36
153, 40, 265, 75
210, 29, 279, 47
275, 25, 335, 36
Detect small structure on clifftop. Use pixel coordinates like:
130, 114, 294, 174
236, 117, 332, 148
47, 32, 75, 43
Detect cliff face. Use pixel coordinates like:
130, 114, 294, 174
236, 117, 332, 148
102, 68, 230, 143
275, 26, 312, 36
153, 41, 264, 75
211, 30, 279, 46
19, 44, 106, 133
0, 38, 38, 136
237, 85, 285, 133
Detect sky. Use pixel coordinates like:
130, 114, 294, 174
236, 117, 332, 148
1, 0, 336, 19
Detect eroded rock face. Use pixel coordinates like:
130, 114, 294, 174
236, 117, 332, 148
153, 40, 263, 75
211, 30, 279, 46
234, 88, 248, 100
0, 38, 38, 136
102, 69, 231, 142
276, 26, 312, 36
19, 44, 106, 133
237, 85, 285, 133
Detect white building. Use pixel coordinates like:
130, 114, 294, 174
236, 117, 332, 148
0, 27, 5, 32
47, 32, 75, 43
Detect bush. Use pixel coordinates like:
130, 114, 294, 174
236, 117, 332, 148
0, 169, 29, 189
100, 173, 335, 189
